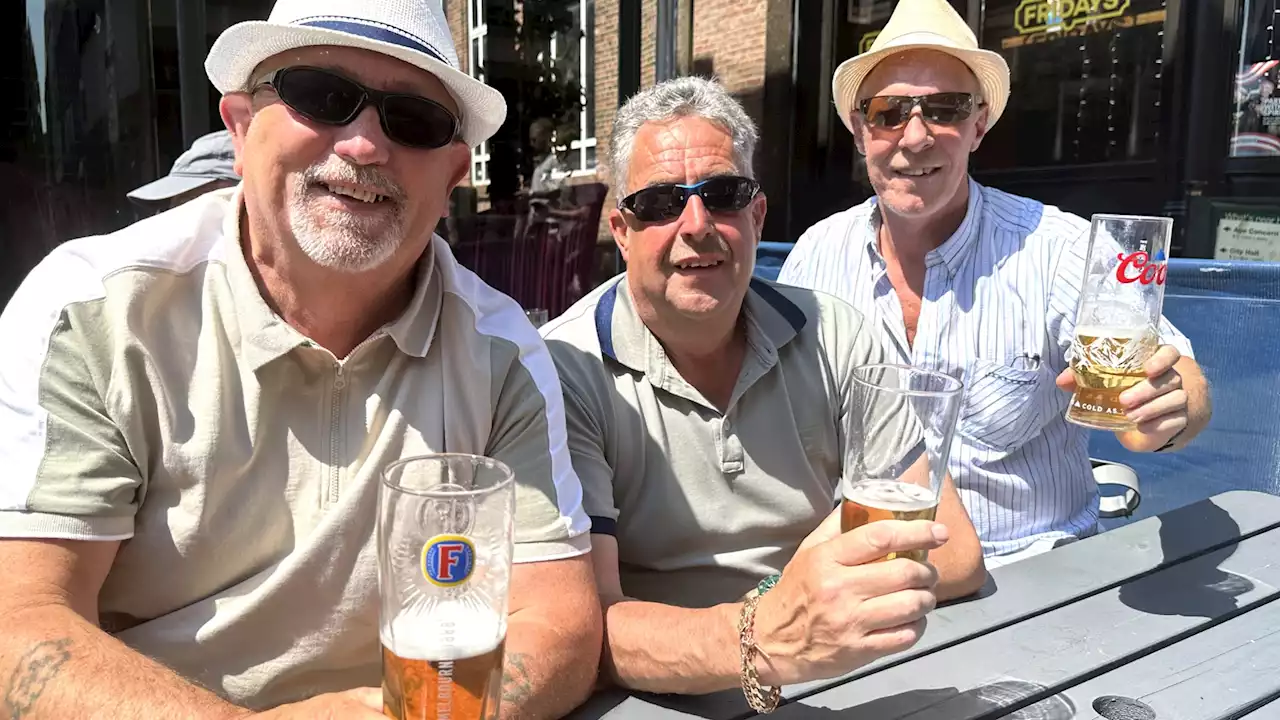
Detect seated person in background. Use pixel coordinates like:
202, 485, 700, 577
540, 76, 985, 708
779, 0, 1212, 568
126, 130, 241, 212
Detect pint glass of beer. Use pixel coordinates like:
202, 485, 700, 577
841, 364, 963, 563
1066, 214, 1173, 431
378, 454, 515, 720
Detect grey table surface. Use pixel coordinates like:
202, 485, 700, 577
568, 490, 1280, 720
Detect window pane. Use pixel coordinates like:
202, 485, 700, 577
1230, 0, 1280, 156
976, 0, 1167, 169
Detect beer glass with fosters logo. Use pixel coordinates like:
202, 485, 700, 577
841, 364, 963, 563
378, 454, 516, 720
1067, 214, 1174, 431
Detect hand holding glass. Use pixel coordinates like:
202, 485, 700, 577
1066, 214, 1173, 431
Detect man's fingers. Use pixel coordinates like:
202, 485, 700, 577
798, 507, 843, 553
1055, 367, 1076, 392
855, 588, 937, 632
1126, 388, 1188, 424
1142, 345, 1181, 379
340, 687, 383, 711
827, 520, 948, 567
1120, 369, 1182, 409
857, 617, 929, 657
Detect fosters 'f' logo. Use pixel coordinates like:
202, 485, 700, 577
1014, 0, 1130, 34
1115, 250, 1168, 285
421, 535, 476, 587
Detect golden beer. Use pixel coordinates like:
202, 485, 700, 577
840, 480, 939, 562
381, 635, 505, 720
1066, 327, 1157, 431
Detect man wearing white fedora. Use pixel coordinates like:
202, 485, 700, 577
780, 0, 1212, 568
0, 1, 600, 719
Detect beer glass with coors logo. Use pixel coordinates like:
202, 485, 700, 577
1066, 214, 1174, 431
841, 365, 963, 562
378, 454, 515, 720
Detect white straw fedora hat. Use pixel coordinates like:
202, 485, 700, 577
832, 0, 1010, 134
205, 0, 505, 148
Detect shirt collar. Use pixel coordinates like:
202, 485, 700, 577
223, 189, 442, 370
594, 275, 809, 375
863, 176, 984, 277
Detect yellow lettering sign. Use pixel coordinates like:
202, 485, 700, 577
859, 31, 880, 54
1013, 0, 1132, 34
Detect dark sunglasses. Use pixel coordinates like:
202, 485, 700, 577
857, 92, 977, 129
618, 175, 761, 222
256, 66, 460, 149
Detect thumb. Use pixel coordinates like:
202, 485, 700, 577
797, 506, 843, 553
827, 519, 948, 567
1055, 367, 1077, 392
341, 687, 383, 711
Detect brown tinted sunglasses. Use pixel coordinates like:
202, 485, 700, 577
857, 92, 977, 129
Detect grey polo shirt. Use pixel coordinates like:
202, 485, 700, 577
0, 187, 589, 708
541, 275, 893, 608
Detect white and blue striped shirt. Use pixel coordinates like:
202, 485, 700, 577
779, 178, 1194, 557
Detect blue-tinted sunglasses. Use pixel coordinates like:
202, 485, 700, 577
617, 175, 760, 222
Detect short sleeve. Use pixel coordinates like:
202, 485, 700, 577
777, 221, 821, 287
1047, 224, 1195, 362
0, 257, 141, 540
485, 335, 592, 564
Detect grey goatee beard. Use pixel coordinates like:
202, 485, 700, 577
287, 158, 408, 273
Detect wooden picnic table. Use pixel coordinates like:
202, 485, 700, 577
569, 489, 1280, 720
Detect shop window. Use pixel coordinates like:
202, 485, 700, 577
1230, 0, 1280, 156
974, 0, 1169, 170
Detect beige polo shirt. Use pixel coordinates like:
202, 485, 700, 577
541, 275, 898, 608
0, 188, 589, 709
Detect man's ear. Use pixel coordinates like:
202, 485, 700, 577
850, 112, 868, 156
969, 103, 991, 154
443, 142, 472, 202
750, 192, 768, 243
220, 94, 254, 176
608, 208, 632, 263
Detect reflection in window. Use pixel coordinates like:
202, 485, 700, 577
1230, 0, 1280, 156
975, 0, 1167, 170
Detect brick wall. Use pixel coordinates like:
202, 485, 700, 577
690, 0, 768, 131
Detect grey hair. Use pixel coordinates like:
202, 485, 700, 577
609, 76, 759, 194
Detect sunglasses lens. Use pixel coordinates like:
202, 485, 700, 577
382, 95, 458, 148
922, 93, 972, 123
698, 177, 755, 211
629, 187, 683, 221
275, 68, 364, 124
864, 97, 907, 128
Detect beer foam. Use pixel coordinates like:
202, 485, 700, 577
381, 602, 506, 661
1075, 324, 1151, 339
844, 480, 936, 512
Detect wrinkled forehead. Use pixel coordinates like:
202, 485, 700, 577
627, 116, 740, 190
858, 50, 981, 101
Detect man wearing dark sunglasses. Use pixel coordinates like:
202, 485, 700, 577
539, 76, 984, 709
0, 2, 600, 719
781, 0, 1211, 569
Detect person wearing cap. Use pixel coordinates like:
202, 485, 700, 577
779, 0, 1211, 568
540, 76, 984, 708
0, 1, 599, 719
127, 130, 241, 210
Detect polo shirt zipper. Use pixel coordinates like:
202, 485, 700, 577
328, 363, 347, 505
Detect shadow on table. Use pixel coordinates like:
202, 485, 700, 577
1118, 498, 1254, 619
773, 679, 1075, 719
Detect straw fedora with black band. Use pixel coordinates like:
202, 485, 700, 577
205, 0, 506, 148
832, 0, 1011, 136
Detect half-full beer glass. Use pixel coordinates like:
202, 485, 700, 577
1066, 214, 1173, 431
841, 364, 963, 563
378, 454, 515, 720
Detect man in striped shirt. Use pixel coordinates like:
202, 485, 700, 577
779, 0, 1212, 566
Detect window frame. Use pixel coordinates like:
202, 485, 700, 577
467, 0, 490, 187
